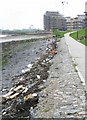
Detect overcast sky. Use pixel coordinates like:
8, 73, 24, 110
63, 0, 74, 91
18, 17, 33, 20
0, 0, 86, 30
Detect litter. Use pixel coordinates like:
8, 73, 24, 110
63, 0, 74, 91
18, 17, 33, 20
36, 75, 40, 79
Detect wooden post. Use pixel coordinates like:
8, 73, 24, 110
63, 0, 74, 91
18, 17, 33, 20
77, 30, 78, 39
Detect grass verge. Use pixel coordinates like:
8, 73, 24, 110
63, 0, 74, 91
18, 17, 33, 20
53, 29, 72, 38
70, 29, 87, 46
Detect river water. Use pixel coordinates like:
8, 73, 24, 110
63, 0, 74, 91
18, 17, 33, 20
0, 35, 7, 38
0, 34, 51, 43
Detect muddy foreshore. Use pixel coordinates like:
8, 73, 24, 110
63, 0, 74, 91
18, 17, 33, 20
1, 37, 58, 119
2, 38, 47, 92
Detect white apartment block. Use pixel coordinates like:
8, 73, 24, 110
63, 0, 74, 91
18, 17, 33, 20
66, 15, 85, 30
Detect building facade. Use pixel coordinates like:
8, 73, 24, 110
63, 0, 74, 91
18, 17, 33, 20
66, 15, 85, 30
44, 11, 66, 31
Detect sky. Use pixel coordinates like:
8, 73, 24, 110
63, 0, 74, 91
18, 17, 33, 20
0, 0, 87, 30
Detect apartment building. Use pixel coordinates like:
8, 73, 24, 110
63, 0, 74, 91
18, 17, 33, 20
65, 17, 73, 30
44, 11, 66, 31
66, 15, 85, 30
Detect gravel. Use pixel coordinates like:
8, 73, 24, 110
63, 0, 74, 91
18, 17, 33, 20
34, 37, 86, 118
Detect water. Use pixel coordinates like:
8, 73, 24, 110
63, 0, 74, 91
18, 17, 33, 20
0, 34, 49, 43
0, 34, 7, 38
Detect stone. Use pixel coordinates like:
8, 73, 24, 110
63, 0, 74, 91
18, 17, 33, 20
53, 111, 60, 117
2, 89, 7, 92
73, 104, 78, 107
80, 96, 85, 101
65, 92, 72, 95
60, 106, 67, 109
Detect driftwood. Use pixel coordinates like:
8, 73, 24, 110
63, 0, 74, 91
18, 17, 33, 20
2, 85, 28, 103
24, 93, 38, 102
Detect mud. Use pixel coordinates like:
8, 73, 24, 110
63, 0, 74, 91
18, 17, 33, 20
1, 37, 57, 119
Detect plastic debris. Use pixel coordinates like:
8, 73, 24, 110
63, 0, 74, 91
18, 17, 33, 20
27, 63, 33, 69
24, 93, 38, 102
36, 75, 40, 79
21, 68, 30, 73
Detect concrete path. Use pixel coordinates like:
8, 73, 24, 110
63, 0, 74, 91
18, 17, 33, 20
35, 37, 85, 118
64, 32, 85, 85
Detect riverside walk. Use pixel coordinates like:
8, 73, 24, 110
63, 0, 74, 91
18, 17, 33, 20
34, 37, 86, 118
64, 32, 85, 86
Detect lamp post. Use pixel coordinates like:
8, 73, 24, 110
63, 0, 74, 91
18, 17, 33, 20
77, 30, 78, 39
62, 1, 68, 16
84, 12, 87, 28
61, 1, 68, 31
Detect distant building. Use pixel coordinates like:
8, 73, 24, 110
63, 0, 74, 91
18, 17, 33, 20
65, 17, 73, 30
66, 15, 85, 30
74, 15, 85, 29
44, 11, 66, 31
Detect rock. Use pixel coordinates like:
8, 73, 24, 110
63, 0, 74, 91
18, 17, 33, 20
18, 79, 27, 85
79, 96, 85, 101
53, 110, 60, 117
78, 111, 86, 115
19, 77, 24, 81
2, 89, 7, 92
39, 48, 42, 50
2, 97, 7, 103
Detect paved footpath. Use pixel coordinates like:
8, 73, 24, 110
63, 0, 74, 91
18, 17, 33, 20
34, 37, 86, 118
64, 32, 85, 86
